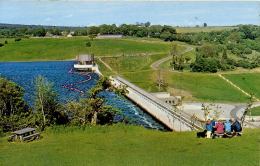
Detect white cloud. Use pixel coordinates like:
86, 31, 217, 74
45, 17, 52, 21
88, 23, 96, 26
65, 14, 73, 18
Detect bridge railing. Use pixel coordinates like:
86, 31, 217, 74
113, 76, 205, 130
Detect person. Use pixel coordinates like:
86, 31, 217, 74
231, 119, 242, 132
211, 118, 217, 134
215, 120, 224, 134
224, 119, 231, 132
206, 119, 212, 138
211, 118, 216, 127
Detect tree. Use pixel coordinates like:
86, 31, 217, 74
32, 75, 67, 129
201, 103, 212, 121
222, 48, 228, 59
170, 43, 179, 67
145, 22, 151, 27
0, 74, 33, 131
204, 23, 207, 27
68, 76, 128, 126
88, 26, 100, 35
33, 28, 46, 37
86, 42, 91, 47
155, 69, 168, 91
89, 34, 97, 41
241, 93, 254, 126
199, 44, 217, 58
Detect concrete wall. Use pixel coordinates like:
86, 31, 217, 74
111, 76, 204, 131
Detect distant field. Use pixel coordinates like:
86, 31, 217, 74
0, 37, 172, 62
175, 26, 238, 33
0, 125, 259, 166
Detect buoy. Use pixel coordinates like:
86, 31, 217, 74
61, 69, 91, 94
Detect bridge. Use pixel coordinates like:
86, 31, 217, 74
110, 76, 205, 131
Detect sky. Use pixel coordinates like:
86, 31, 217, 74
0, 1, 259, 27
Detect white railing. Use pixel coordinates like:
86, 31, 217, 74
112, 76, 205, 130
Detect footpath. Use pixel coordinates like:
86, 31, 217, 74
181, 102, 260, 128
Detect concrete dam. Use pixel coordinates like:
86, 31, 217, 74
110, 76, 205, 131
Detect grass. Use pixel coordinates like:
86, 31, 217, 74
222, 73, 260, 100
175, 26, 238, 33
0, 124, 259, 166
0, 37, 172, 62
250, 106, 260, 116
120, 70, 250, 103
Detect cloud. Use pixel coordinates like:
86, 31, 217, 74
65, 14, 73, 18
88, 23, 96, 26
45, 17, 52, 21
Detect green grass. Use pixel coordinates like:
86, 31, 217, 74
250, 106, 260, 116
0, 37, 172, 62
0, 124, 259, 166
223, 73, 260, 100
121, 70, 249, 102
175, 26, 238, 33
101, 53, 172, 73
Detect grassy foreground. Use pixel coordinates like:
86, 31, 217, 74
0, 124, 259, 166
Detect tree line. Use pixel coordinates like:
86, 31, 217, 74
0, 74, 128, 133
169, 25, 260, 73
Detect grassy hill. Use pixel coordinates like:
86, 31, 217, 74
0, 124, 259, 166
0, 37, 172, 62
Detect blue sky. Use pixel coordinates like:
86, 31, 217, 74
0, 1, 259, 27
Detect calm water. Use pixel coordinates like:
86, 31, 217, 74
0, 61, 167, 130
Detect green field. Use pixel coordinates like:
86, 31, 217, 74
0, 37, 172, 62
120, 71, 250, 103
0, 124, 259, 166
175, 26, 238, 33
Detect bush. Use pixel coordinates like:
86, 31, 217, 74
86, 42, 91, 47
4, 40, 8, 44
0, 43, 4, 47
15, 38, 21, 42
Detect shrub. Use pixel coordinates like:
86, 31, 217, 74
86, 42, 91, 47
4, 40, 8, 44
0, 43, 4, 47
15, 38, 21, 42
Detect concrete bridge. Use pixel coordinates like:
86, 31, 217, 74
110, 76, 205, 131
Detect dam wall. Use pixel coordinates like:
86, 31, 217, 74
110, 76, 205, 131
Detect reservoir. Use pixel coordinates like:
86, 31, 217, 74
0, 61, 167, 130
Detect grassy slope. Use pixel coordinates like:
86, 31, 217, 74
223, 73, 260, 100
0, 125, 259, 166
121, 71, 249, 103
0, 37, 171, 62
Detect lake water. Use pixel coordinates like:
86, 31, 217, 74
0, 61, 167, 130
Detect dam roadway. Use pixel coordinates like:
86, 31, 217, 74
110, 76, 205, 131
